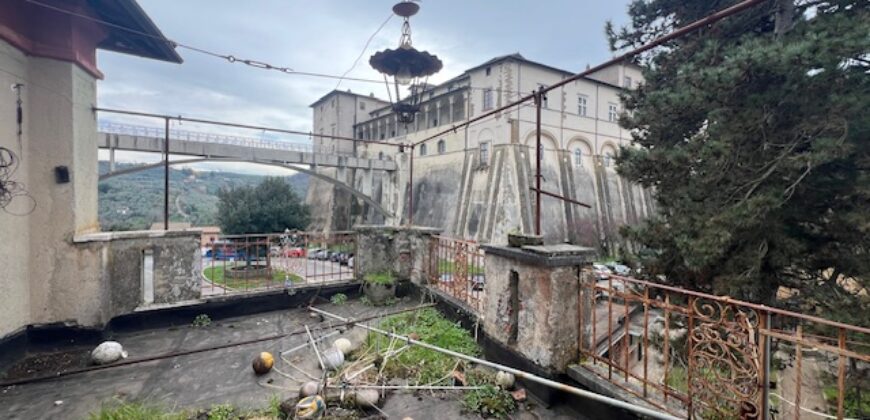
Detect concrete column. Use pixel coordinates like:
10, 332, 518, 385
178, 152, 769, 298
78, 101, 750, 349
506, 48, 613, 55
353, 225, 441, 286
480, 243, 596, 372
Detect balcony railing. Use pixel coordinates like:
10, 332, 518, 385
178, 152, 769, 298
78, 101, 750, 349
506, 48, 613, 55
579, 273, 870, 420
202, 231, 356, 296
426, 235, 485, 313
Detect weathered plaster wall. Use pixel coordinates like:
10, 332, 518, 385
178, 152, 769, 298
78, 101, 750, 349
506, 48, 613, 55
0, 39, 32, 337
76, 230, 202, 319
482, 246, 595, 371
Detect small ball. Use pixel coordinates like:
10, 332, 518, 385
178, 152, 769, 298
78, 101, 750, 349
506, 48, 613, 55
252, 352, 274, 375
300, 381, 320, 397
333, 338, 353, 354
495, 371, 516, 389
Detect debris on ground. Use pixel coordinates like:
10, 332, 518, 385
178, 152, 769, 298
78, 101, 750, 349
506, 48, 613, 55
91, 341, 128, 365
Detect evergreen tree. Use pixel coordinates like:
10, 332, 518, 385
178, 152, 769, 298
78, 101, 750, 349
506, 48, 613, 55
609, 0, 869, 323
217, 177, 310, 234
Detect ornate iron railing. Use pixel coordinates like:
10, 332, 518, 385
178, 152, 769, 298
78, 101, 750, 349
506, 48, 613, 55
202, 231, 356, 296
427, 235, 485, 313
578, 273, 870, 420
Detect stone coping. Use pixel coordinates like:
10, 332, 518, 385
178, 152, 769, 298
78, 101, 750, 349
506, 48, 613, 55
352, 224, 442, 234
73, 228, 203, 243
481, 243, 597, 267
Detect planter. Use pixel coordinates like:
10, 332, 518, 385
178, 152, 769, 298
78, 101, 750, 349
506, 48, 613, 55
507, 233, 544, 248
362, 281, 396, 305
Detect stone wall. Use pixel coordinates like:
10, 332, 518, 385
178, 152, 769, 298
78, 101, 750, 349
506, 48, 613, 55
481, 244, 596, 372
354, 225, 441, 286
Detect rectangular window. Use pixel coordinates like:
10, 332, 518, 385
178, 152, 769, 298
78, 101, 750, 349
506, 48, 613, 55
360, 102, 366, 110
485, 66, 491, 76
623, 76, 632, 88
578, 95, 588, 117
608, 103, 618, 122
482, 88, 493, 110
479, 142, 490, 165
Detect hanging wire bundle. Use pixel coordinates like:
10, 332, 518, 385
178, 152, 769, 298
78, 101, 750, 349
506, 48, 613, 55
0, 146, 34, 215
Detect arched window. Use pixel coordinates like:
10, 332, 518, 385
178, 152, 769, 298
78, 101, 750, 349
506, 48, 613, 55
574, 149, 583, 167
420, 144, 427, 156
437, 140, 446, 154
603, 151, 613, 168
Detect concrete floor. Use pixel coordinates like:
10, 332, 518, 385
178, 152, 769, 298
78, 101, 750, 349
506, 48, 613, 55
0, 299, 586, 420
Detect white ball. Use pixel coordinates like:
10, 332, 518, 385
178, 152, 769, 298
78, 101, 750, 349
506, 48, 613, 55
495, 371, 515, 389
333, 338, 353, 354
322, 347, 345, 370
352, 389, 380, 407
300, 381, 320, 397
91, 341, 128, 365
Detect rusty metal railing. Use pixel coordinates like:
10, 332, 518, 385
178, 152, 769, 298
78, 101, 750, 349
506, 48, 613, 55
427, 235, 485, 314
578, 272, 870, 419
202, 231, 356, 296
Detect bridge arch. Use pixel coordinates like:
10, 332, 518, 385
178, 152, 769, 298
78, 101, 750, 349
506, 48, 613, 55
99, 158, 393, 218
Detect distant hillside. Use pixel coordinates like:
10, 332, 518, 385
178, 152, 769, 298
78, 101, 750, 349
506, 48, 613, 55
98, 162, 309, 231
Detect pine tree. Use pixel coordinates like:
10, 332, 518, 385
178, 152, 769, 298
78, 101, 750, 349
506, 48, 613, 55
217, 177, 310, 234
609, 0, 869, 324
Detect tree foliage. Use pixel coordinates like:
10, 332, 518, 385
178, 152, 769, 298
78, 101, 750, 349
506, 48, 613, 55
609, 0, 869, 322
216, 177, 310, 234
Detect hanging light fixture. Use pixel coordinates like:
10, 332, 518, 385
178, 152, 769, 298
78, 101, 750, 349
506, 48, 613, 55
369, 1, 442, 124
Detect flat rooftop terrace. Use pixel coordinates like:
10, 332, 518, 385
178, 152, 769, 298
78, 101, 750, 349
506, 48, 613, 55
0, 297, 585, 419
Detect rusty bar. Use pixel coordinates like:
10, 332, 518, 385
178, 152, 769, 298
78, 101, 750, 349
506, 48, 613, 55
761, 311, 771, 420
592, 279, 598, 367
608, 275, 614, 380
623, 286, 629, 382
687, 296, 695, 417
607, 275, 870, 335
663, 294, 671, 405
643, 287, 650, 398
578, 270, 585, 356
534, 88, 542, 236
529, 187, 592, 208
761, 329, 870, 362
794, 324, 802, 420
410, 0, 767, 148
836, 328, 845, 420
312, 306, 681, 420
163, 117, 170, 230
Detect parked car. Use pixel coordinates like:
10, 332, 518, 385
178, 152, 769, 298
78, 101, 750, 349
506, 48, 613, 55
269, 246, 281, 257
339, 252, 353, 266
606, 263, 631, 276
592, 263, 612, 280
212, 247, 246, 261
314, 249, 331, 260
307, 248, 322, 259
330, 252, 343, 263
283, 247, 306, 258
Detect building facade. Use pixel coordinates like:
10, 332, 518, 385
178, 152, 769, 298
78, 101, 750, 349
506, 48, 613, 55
0, 0, 181, 339
309, 54, 654, 251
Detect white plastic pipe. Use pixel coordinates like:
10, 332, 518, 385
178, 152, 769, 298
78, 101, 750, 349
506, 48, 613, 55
309, 306, 680, 420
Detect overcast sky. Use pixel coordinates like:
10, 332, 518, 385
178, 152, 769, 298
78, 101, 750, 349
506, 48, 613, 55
96, 0, 632, 173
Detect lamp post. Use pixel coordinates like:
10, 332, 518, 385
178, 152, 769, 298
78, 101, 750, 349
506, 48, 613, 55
369, 1, 442, 124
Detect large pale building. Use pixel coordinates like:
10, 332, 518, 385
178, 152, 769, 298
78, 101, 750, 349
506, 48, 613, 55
308, 54, 654, 252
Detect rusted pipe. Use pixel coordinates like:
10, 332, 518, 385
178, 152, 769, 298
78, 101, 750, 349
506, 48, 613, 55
309, 306, 680, 420
411, 0, 768, 148
534, 88, 543, 236
163, 117, 170, 230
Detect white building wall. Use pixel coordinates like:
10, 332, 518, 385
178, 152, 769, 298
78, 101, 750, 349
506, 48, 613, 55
0, 38, 32, 337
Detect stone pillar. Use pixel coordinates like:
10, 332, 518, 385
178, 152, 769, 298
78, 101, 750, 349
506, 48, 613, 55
480, 244, 595, 372
353, 225, 441, 285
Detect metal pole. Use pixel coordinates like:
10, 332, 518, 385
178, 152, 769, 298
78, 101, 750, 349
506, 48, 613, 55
309, 306, 680, 420
761, 311, 771, 420
408, 145, 414, 226
534, 88, 543, 236
163, 117, 170, 230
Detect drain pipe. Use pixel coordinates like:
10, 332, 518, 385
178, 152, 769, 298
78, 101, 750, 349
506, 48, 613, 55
308, 306, 679, 420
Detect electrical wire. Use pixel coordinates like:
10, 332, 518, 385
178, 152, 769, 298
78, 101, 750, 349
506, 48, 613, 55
335, 13, 393, 90
0, 146, 35, 215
